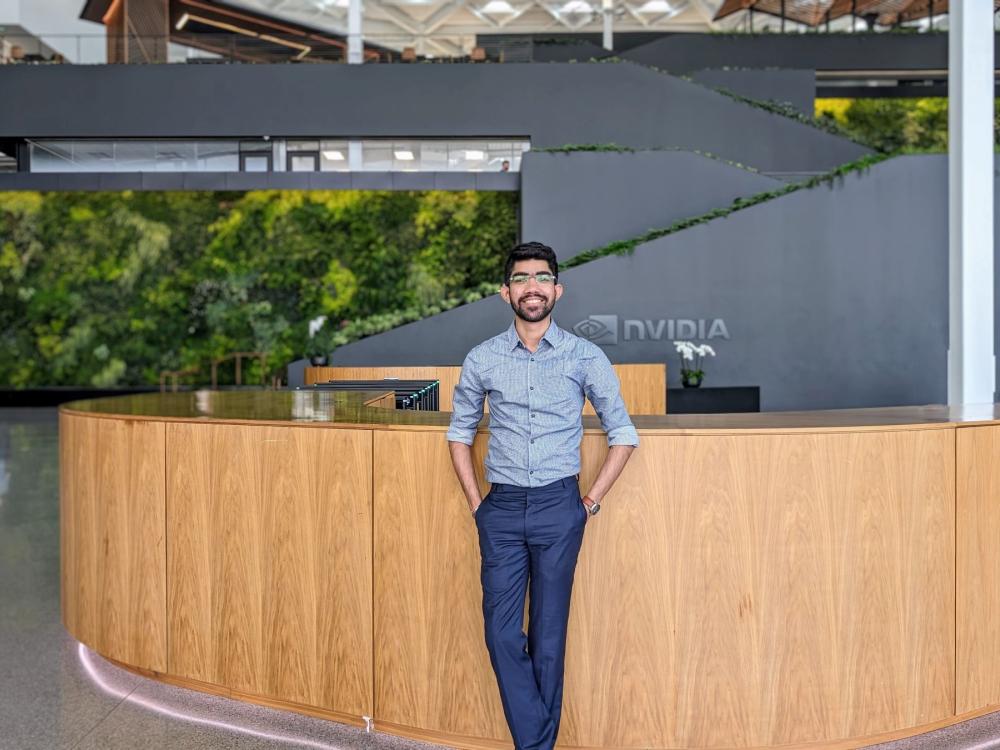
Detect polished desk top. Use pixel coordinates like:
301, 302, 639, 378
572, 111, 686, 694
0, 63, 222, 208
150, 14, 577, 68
61, 391, 1000, 435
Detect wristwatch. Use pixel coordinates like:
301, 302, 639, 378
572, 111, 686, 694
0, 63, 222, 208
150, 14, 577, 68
583, 495, 600, 515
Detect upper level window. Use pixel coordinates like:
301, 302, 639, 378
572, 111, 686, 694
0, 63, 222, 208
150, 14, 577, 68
239, 140, 272, 172
287, 141, 320, 172
27, 138, 530, 173
29, 140, 239, 172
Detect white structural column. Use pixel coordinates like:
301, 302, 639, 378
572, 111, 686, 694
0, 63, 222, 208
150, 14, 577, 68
348, 140, 363, 171
348, 0, 363, 64
602, 0, 613, 50
948, 0, 996, 405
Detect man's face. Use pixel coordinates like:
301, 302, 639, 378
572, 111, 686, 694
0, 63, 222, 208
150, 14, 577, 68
500, 259, 563, 323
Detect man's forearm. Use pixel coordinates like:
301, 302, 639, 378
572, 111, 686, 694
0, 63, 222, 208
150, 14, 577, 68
585, 444, 635, 502
448, 441, 483, 513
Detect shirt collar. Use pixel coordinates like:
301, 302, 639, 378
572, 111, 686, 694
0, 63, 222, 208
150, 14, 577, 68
506, 318, 563, 352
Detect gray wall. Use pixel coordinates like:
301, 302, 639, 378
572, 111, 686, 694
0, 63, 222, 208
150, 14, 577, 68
478, 31, 975, 69
0, 62, 867, 174
529, 40, 609, 62
520, 149, 782, 259
619, 32, 964, 73
689, 68, 815, 115
318, 156, 971, 412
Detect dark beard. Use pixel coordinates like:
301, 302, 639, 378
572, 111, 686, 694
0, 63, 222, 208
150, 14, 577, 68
510, 294, 555, 323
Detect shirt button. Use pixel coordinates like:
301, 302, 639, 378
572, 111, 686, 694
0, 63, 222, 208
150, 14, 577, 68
530, 470, 534, 474
530, 357, 534, 361
530, 413, 535, 418
530, 386, 534, 390
531, 439, 535, 443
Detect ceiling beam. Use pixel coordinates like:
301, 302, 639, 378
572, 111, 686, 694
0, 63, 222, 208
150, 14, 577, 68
366, 1, 425, 34
422, 0, 470, 33
497, 3, 537, 26
466, 5, 504, 26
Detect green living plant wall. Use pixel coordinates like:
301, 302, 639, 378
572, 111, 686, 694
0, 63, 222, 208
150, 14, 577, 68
815, 97, 1000, 153
0, 189, 517, 387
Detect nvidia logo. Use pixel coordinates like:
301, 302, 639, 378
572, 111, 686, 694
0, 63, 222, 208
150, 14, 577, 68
573, 315, 730, 345
572, 315, 618, 345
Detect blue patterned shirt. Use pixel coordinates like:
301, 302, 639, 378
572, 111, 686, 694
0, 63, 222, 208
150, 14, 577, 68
446, 318, 639, 487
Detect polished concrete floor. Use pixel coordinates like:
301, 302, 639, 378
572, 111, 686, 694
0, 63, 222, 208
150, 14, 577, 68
3, 406, 1000, 750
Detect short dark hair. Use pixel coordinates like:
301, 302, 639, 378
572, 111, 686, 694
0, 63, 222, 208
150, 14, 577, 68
503, 241, 558, 285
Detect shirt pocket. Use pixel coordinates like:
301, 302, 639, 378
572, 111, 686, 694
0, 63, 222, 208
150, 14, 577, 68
536, 358, 582, 412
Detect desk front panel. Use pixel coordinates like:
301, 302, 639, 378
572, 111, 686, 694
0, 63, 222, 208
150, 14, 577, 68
372, 427, 955, 747
60, 413, 167, 673
165, 422, 374, 719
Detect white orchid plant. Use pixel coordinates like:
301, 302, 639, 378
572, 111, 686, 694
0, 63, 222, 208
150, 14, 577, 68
673, 340, 716, 385
307, 315, 330, 359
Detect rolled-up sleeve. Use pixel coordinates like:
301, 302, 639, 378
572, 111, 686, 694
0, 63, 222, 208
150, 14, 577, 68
584, 348, 640, 447
446, 351, 486, 445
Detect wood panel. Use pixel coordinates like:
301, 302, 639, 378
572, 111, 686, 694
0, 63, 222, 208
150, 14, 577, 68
166, 422, 373, 718
59, 412, 167, 672
372, 429, 512, 740
372, 426, 954, 747
305, 363, 665, 415
563, 428, 955, 748
59, 400, 969, 749
611, 362, 665, 415
957, 424, 1000, 713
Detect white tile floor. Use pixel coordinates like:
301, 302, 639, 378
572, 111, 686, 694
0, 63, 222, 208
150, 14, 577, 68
3, 406, 999, 750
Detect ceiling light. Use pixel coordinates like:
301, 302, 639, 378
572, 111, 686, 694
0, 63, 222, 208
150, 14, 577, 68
636, 0, 673, 12
323, 150, 345, 160
175, 13, 189, 30
394, 150, 415, 160
464, 149, 486, 160
482, 0, 516, 13
559, 0, 593, 13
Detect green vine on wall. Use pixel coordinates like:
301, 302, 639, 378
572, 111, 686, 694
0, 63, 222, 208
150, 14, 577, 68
707, 85, 874, 148
560, 151, 889, 267
534, 143, 761, 173
317, 280, 501, 350
560, 57, 878, 149
322, 151, 891, 353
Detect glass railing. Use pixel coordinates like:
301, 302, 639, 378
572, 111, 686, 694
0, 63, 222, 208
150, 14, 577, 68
25, 138, 531, 174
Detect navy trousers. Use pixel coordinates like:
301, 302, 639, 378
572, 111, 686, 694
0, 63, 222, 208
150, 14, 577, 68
474, 475, 588, 750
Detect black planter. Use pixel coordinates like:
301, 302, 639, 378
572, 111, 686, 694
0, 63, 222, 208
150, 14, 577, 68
309, 354, 329, 366
681, 371, 703, 388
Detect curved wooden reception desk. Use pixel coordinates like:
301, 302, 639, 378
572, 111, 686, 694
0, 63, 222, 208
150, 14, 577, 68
60, 392, 1000, 749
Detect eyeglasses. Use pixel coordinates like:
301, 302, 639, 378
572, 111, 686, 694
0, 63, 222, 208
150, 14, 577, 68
507, 272, 557, 286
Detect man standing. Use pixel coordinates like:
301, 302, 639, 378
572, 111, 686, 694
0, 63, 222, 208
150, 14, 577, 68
446, 241, 639, 750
